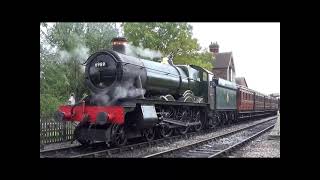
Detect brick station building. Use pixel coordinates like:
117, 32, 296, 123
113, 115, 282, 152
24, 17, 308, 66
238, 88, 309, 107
209, 42, 248, 88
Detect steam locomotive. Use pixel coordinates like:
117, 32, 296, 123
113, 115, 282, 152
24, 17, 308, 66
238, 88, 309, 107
55, 38, 279, 146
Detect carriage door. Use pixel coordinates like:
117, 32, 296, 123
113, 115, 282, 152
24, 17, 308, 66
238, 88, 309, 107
208, 74, 215, 110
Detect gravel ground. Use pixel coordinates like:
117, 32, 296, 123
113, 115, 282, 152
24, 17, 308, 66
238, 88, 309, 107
41, 141, 80, 151
107, 118, 275, 158
269, 113, 280, 139
230, 130, 280, 158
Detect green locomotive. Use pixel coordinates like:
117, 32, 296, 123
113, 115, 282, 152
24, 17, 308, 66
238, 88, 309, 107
55, 39, 276, 146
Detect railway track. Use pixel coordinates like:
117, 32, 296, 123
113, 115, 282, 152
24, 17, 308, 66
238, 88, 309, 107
40, 132, 211, 158
41, 129, 223, 158
41, 132, 214, 158
40, 115, 276, 158
143, 117, 276, 158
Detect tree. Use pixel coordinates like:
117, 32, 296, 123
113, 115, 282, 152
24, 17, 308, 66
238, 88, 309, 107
46, 23, 118, 100
48, 23, 118, 54
174, 50, 214, 70
123, 22, 213, 70
40, 61, 70, 118
84, 23, 118, 53
40, 22, 119, 119
123, 22, 199, 55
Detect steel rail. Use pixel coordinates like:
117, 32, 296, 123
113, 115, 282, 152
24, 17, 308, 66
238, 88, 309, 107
143, 116, 276, 158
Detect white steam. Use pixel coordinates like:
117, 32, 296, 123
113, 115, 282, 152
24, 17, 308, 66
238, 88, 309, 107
90, 43, 159, 105
58, 44, 89, 73
91, 78, 146, 106
73, 45, 90, 63
125, 43, 162, 60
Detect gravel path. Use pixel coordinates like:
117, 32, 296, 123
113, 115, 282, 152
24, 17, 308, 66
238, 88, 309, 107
230, 130, 280, 158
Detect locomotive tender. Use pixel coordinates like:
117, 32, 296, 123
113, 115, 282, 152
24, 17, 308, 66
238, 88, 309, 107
55, 41, 278, 146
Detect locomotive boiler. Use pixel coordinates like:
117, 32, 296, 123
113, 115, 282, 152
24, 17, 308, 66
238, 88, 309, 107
85, 49, 202, 103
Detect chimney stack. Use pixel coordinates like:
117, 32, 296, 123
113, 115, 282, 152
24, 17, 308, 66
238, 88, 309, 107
111, 37, 128, 54
209, 41, 219, 54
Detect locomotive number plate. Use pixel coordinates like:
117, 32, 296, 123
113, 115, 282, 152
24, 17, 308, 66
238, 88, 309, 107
95, 62, 106, 68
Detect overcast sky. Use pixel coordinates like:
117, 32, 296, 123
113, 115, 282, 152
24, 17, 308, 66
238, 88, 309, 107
189, 23, 280, 95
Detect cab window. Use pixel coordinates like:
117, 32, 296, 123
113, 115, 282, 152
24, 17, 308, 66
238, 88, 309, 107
203, 72, 208, 82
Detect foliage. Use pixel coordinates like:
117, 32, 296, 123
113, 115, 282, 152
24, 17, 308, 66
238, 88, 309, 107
123, 22, 213, 70
40, 23, 118, 119
123, 23, 199, 55
174, 50, 214, 70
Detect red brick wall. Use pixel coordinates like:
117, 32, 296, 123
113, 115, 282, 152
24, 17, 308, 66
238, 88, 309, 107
212, 68, 228, 80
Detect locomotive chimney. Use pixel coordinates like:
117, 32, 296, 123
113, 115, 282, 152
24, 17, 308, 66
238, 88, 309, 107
111, 37, 128, 54
209, 41, 219, 54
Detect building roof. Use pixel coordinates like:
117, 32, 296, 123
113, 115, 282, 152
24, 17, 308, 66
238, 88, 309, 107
270, 93, 280, 97
235, 77, 248, 87
213, 52, 234, 70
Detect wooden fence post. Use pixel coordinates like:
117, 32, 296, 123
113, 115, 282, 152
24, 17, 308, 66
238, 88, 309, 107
63, 121, 67, 141
40, 119, 44, 149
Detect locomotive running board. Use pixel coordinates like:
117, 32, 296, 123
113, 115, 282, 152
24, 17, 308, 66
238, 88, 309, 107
162, 118, 201, 127
135, 98, 208, 107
